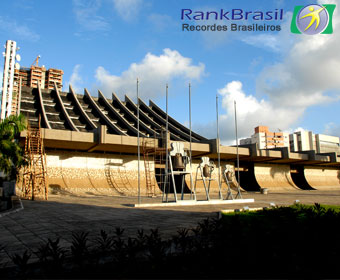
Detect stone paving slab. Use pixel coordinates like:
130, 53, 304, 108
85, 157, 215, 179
1, 190, 340, 267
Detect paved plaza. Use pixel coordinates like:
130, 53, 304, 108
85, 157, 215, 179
1, 190, 340, 267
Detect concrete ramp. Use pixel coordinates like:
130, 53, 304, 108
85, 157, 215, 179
254, 164, 300, 192
304, 167, 340, 190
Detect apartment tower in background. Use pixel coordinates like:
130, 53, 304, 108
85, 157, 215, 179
1, 40, 64, 119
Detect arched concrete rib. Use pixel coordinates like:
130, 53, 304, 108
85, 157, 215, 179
97, 90, 144, 137
53, 82, 78, 132
69, 85, 96, 130
125, 95, 184, 141
139, 98, 199, 142
149, 100, 207, 142
84, 88, 127, 135
125, 95, 161, 130
124, 95, 182, 141
137, 98, 186, 141
111, 93, 159, 137
37, 83, 51, 129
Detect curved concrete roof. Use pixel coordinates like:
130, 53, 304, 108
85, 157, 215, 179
19, 84, 340, 167
19, 84, 207, 143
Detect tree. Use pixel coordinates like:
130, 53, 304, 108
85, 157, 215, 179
0, 114, 27, 180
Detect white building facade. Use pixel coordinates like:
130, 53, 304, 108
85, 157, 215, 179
241, 126, 340, 154
290, 131, 340, 153
1, 40, 19, 120
240, 126, 289, 149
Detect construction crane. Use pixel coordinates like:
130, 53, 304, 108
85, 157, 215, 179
32, 55, 41, 67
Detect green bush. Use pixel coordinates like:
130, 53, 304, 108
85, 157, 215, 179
0, 114, 27, 180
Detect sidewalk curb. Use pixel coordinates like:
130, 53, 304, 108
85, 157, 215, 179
0, 198, 24, 218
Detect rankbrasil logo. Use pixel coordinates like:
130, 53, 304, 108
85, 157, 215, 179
291, 4, 336, 35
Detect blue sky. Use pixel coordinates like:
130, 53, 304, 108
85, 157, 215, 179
1, 0, 339, 143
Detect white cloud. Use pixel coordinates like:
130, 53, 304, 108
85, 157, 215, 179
241, 12, 295, 53
195, 81, 302, 144
257, 0, 340, 108
14, 0, 34, 11
94, 48, 205, 99
196, 1, 340, 143
197, 0, 340, 144
293, 127, 307, 133
148, 14, 176, 32
324, 122, 340, 137
0, 16, 40, 42
65, 64, 83, 93
196, 9, 294, 51
73, 0, 110, 31
113, 0, 142, 22
242, 33, 285, 53
196, 7, 233, 49
249, 56, 263, 71
196, 0, 340, 143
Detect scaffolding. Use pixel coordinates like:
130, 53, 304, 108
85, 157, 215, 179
139, 84, 195, 203
142, 128, 197, 202
142, 129, 167, 197
21, 116, 48, 200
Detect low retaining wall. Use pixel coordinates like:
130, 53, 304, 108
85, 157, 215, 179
16, 150, 340, 197
21, 150, 162, 197
44, 151, 243, 197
